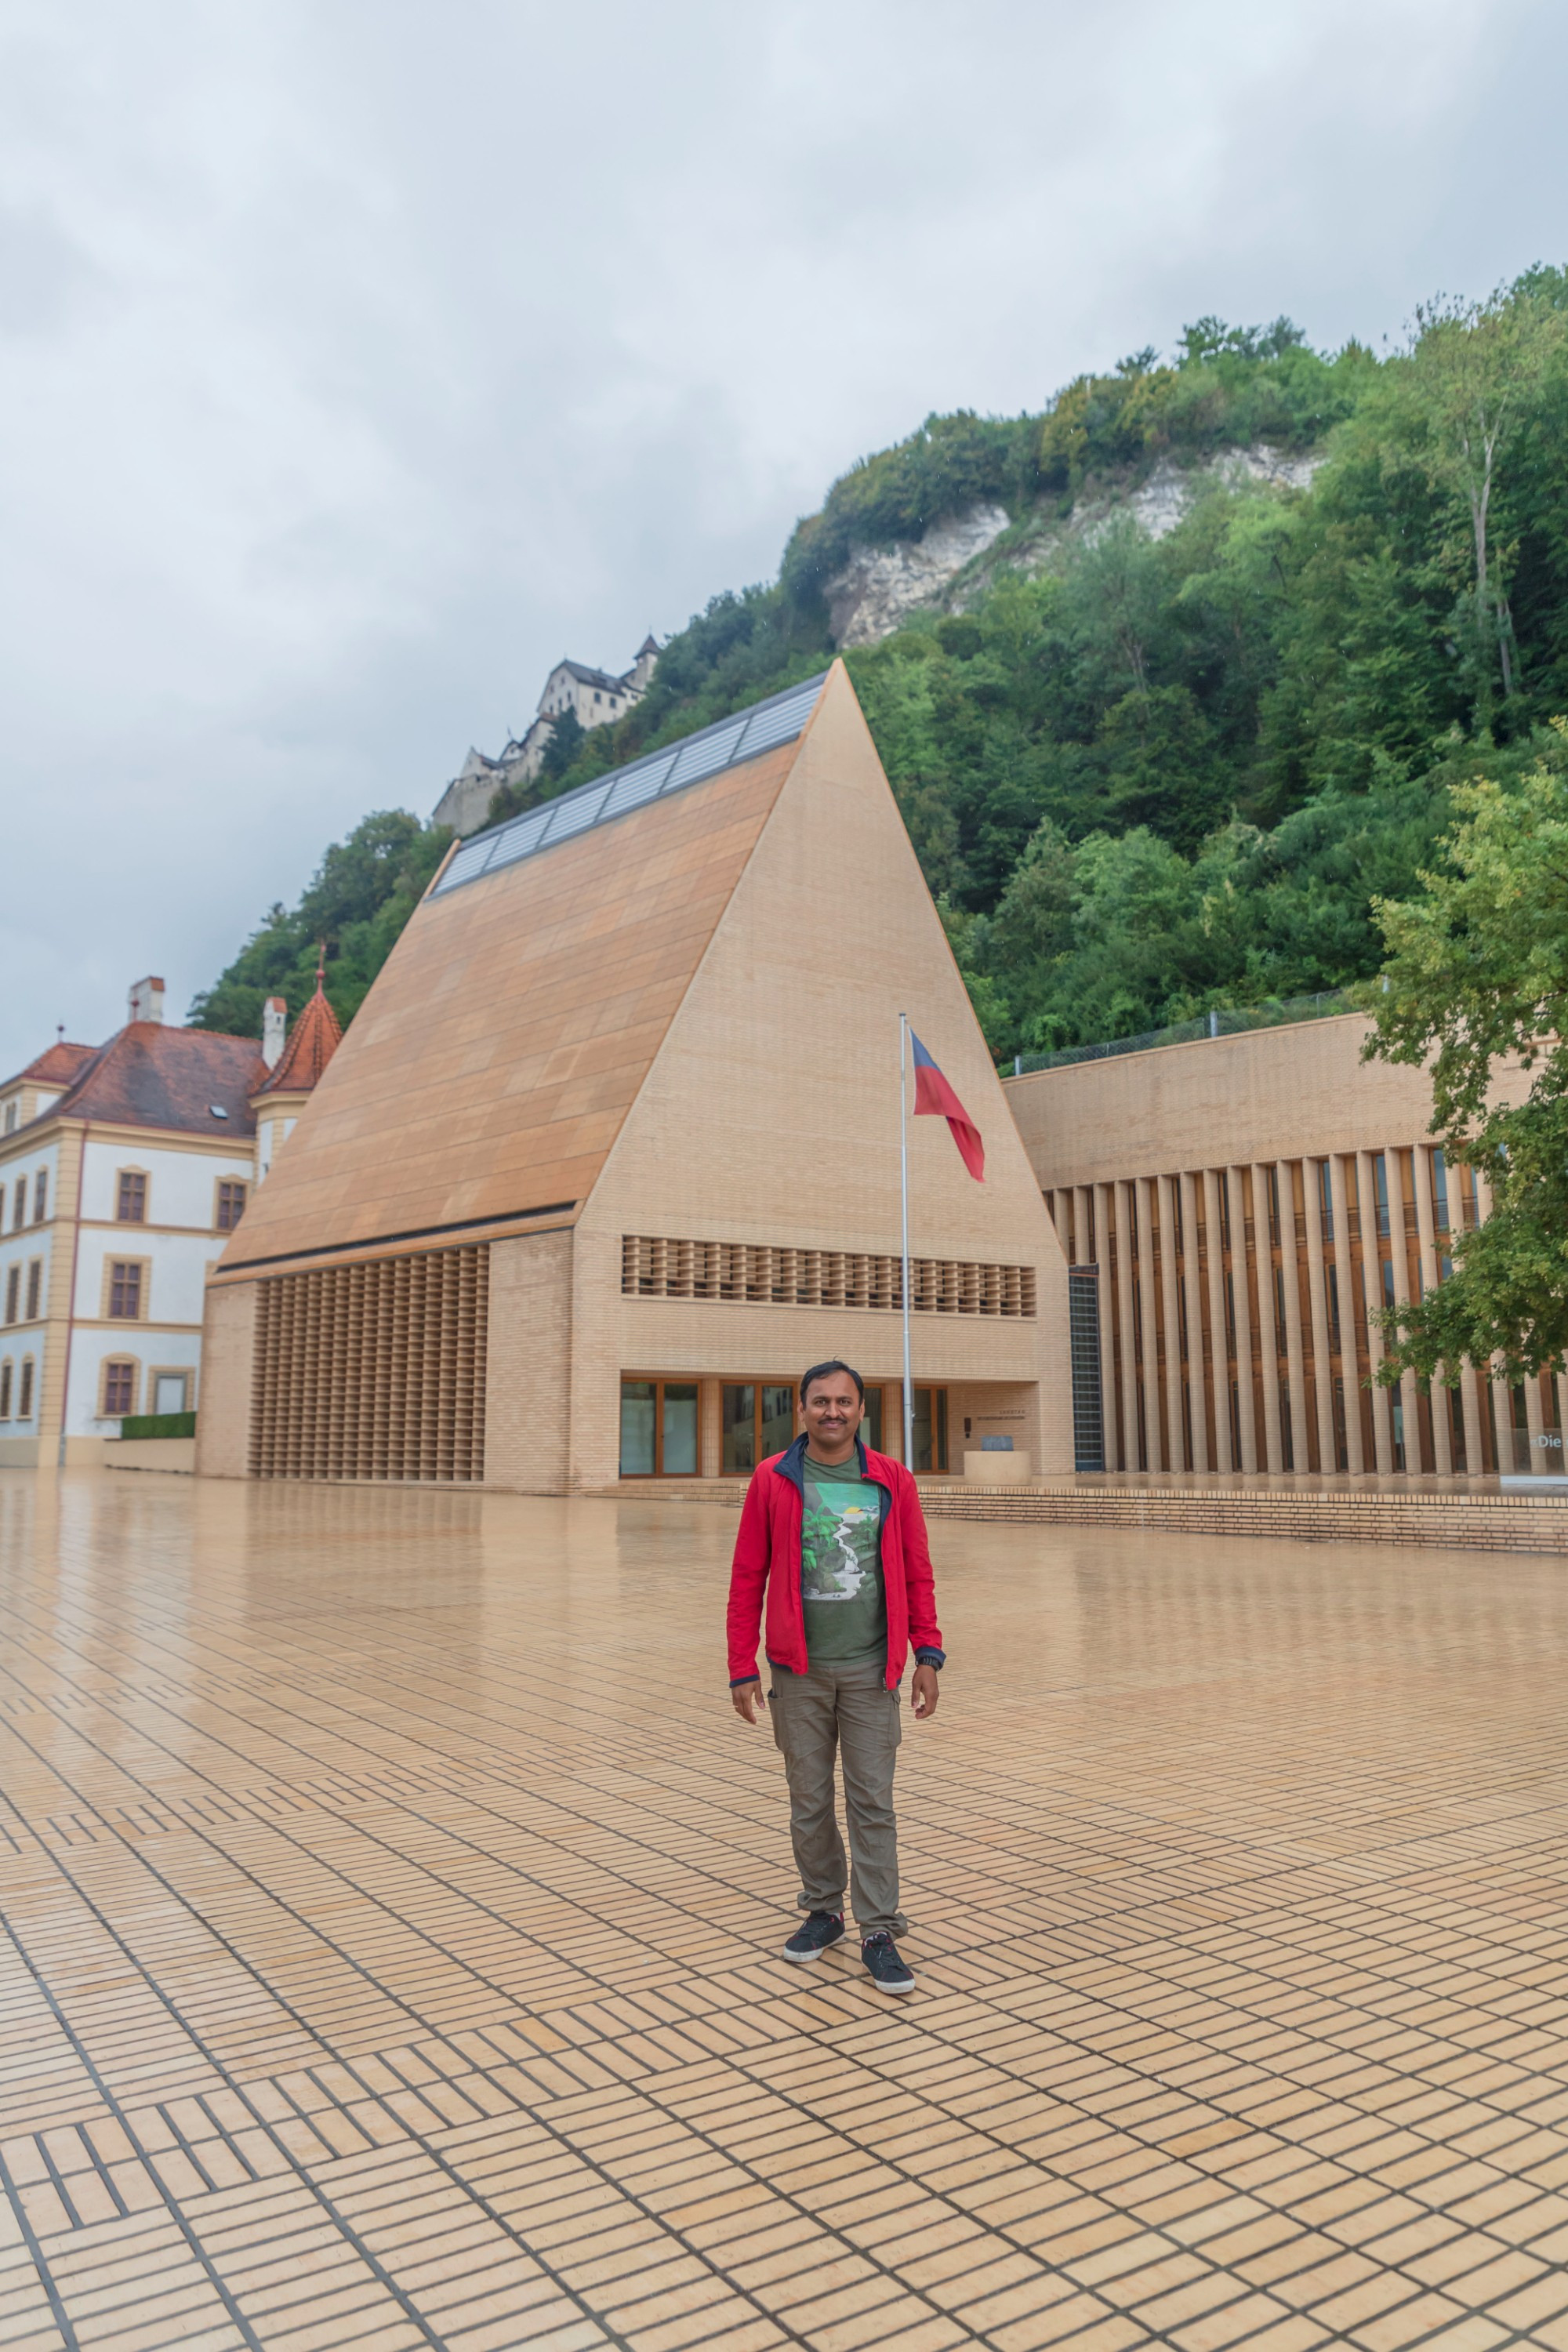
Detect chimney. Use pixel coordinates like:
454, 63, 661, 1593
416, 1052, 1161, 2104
128, 975, 165, 1025
262, 996, 287, 1070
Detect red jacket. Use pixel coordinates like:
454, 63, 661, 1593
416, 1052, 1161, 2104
727, 1435, 945, 1693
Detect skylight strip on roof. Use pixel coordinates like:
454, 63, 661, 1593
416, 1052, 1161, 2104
542, 777, 616, 842
439, 837, 495, 890
601, 750, 677, 818
481, 804, 554, 875
431, 670, 827, 896
666, 714, 747, 788
731, 683, 822, 758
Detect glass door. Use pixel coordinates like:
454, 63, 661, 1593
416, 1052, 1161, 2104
911, 1386, 949, 1472
620, 1378, 699, 1476
721, 1381, 798, 1472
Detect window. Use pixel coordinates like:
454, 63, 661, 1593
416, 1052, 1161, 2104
3, 1101, 16, 1134
32, 1168, 46, 1222
9, 1182, 21, 1230
24, 1261, 40, 1321
117, 1171, 147, 1223
1432, 1147, 1450, 1232
1318, 1160, 1334, 1239
103, 1360, 136, 1416
216, 1180, 248, 1232
721, 1381, 797, 1474
153, 1372, 189, 1415
109, 1261, 143, 1319
0, 1360, 10, 1417
3, 1266, 16, 1325
18, 1357, 33, 1419
1374, 1154, 1390, 1237
619, 1378, 699, 1475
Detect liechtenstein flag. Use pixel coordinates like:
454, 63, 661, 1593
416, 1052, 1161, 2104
910, 1030, 985, 1181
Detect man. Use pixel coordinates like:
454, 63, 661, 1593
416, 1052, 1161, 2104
727, 1359, 945, 1994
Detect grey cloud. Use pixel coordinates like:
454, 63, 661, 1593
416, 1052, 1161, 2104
0, 0, 1563, 1071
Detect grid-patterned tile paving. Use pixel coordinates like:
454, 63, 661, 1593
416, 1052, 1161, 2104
5, 1475, 1568, 2350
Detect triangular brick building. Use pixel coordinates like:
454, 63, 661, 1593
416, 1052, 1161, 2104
198, 662, 1071, 1489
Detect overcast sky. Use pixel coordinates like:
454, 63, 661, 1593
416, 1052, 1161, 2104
2, 0, 1564, 1072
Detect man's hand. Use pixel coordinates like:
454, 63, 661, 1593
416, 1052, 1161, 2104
911, 1664, 940, 1720
731, 1679, 767, 1725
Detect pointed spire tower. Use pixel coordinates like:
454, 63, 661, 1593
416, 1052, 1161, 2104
249, 948, 343, 1183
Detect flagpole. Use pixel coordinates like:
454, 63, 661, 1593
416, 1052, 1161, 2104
899, 1011, 914, 1469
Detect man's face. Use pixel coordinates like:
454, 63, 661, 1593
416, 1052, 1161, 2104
802, 1372, 862, 1451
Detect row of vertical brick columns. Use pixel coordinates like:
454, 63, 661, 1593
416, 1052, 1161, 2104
1160, 1175, 1185, 1471
1203, 1168, 1232, 1470
1411, 1145, 1454, 1473
1303, 1160, 1337, 1470
1178, 1171, 1209, 1470
1229, 1166, 1258, 1471
1327, 1152, 1365, 1471
1095, 1181, 1120, 1468
1474, 1168, 1515, 1468
1276, 1162, 1310, 1471
1137, 1176, 1163, 1468
1385, 1147, 1424, 1469
1252, 1160, 1283, 1472
1116, 1179, 1140, 1468
1356, 1148, 1395, 1472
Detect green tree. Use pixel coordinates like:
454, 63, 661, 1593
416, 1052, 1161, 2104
1405, 289, 1565, 719
1364, 724, 1568, 1384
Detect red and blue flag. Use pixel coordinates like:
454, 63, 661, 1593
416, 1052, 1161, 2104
910, 1030, 984, 1181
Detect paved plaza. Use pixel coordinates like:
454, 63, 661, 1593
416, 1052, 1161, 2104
4, 1477, 1568, 2351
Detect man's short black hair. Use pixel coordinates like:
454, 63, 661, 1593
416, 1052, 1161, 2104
800, 1359, 866, 1404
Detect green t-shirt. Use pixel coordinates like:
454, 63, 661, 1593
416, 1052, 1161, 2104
801, 1454, 886, 1664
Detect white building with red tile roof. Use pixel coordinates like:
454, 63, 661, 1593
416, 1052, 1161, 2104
0, 975, 338, 1468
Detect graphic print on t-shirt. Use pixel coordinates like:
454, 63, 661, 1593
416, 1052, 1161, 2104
801, 1461, 887, 1664
802, 1486, 878, 1599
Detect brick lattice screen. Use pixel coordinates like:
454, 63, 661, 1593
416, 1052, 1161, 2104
250, 1246, 488, 1481
622, 1236, 1036, 1318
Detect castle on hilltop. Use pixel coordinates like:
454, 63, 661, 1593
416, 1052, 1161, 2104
433, 633, 659, 837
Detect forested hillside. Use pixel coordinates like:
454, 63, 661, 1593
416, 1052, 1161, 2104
194, 271, 1568, 1059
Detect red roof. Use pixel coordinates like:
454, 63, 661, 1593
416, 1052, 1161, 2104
47, 1025, 267, 1136
4, 1040, 96, 1091
256, 982, 342, 1097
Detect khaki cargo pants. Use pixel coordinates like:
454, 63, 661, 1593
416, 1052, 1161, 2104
768, 1655, 906, 1937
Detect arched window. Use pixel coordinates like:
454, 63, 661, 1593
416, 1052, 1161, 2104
18, 1357, 34, 1419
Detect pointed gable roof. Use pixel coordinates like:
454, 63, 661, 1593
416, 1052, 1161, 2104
214, 672, 831, 1274
256, 970, 343, 1097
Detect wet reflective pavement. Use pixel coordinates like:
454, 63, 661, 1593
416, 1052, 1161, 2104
4, 1472, 1568, 2350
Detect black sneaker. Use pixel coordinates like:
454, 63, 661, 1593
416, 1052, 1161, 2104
861, 1933, 915, 1994
782, 1910, 845, 1962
